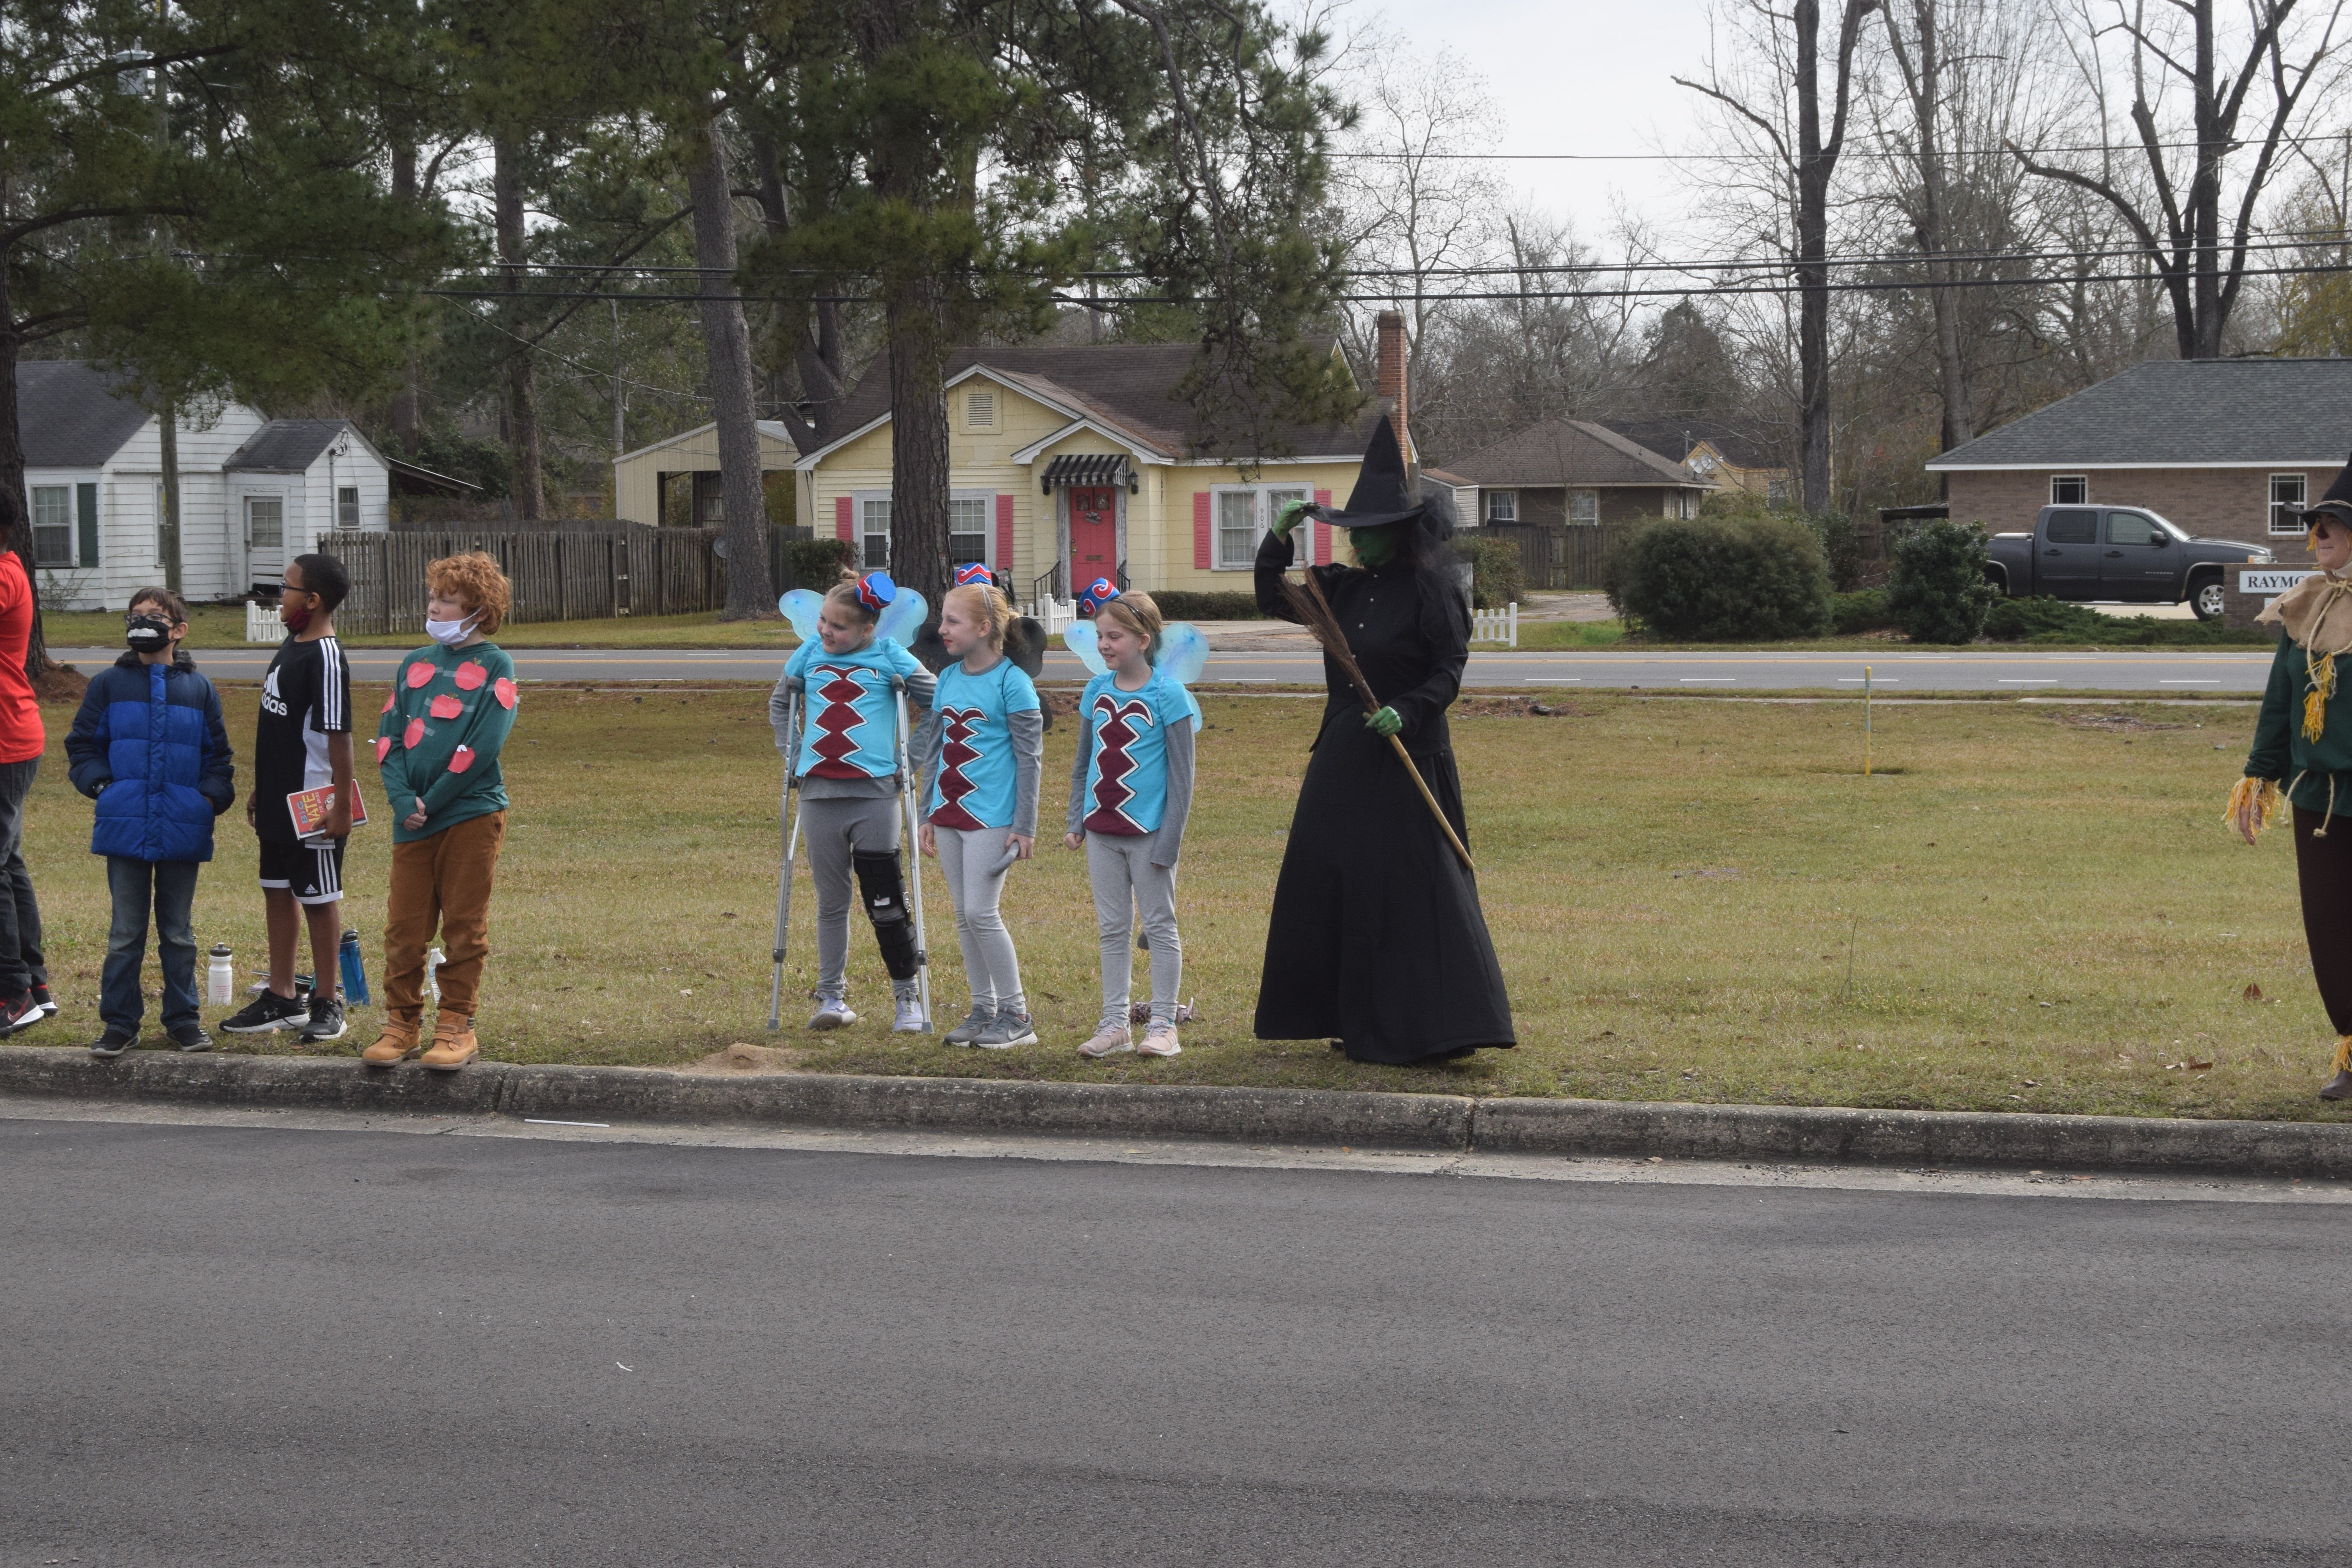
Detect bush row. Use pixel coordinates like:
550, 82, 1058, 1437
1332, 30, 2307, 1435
1602, 515, 1997, 642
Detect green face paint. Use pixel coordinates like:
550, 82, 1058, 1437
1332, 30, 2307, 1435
1350, 523, 1400, 568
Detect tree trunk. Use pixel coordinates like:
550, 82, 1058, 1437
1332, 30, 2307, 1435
1887, 0, 1972, 451
158, 405, 182, 595
685, 113, 776, 619
0, 269, 50, 683
2190, 0, 2222, 358
883, 274, 951, 607
746, 123, 849, 451
1794, 0, 1833, 514
494, 136, 544, 519
389, 139, 421, 454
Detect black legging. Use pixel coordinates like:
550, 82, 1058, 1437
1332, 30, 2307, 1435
2296, 807, 2352, 1033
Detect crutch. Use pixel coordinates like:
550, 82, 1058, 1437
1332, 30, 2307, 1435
767, 687, 804, 1032
893, 686, 934, 1031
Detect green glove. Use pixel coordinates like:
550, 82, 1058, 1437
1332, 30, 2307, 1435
1271, 498, 1311, 539
1365, 706, 1403, 737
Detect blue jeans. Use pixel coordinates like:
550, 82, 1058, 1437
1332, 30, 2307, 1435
102, 857, 200, 1033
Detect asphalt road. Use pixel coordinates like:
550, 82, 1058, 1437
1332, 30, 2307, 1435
7, 1115, 2348, 1566
61, 645, 2277, 692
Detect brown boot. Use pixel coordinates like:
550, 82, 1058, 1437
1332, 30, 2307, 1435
361, 1014, 422, 1067
419, 1014, 479, 1071
2322, 1037, 2352, 1102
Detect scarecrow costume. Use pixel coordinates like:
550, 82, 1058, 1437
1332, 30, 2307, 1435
2236, 455, 2352, 1098
1250, 421, 1515, 1063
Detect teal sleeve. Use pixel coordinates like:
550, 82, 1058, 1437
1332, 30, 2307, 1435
1006, 667, 1040, 713
377, 692, 420, 823
2248, 635, 2296, 781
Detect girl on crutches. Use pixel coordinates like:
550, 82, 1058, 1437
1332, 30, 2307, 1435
769, 570, 935, 1031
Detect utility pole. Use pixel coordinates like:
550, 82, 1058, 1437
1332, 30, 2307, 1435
152, 0, 182, 593
611, 297, 625, 457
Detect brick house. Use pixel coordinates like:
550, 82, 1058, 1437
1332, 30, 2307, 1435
1925, 359, 2352, 548
1446, 419, 1714, 527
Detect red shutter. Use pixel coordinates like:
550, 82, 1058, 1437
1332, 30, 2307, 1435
995, 493, 1014, 573
1313, 489, 1332, 566
835, 495, 853, 543
1193, 490, 1211, 570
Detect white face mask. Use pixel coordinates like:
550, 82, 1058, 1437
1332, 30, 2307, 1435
425, 611, 479, 647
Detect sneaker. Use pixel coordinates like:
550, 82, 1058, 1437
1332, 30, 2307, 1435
807, 994, 857, 1031
892, 985, 929, 1034
0, 991, 42, 1035
219, 989, 310, 1034
974, 1005, 1038, 1050
168, 1022, 213, 1054
298, 994, 347, 1044
1138, 1020, 1182, 1058
87, 1026, 136, 1058
1078, 1022, 1133, 1058
943, 1002, 993, 1047
31, 984, 56, 1018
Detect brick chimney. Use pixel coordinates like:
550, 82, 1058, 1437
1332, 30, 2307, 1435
1375, 310, 1410, 459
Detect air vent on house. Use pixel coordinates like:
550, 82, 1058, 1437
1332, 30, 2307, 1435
966, 390, 996, 429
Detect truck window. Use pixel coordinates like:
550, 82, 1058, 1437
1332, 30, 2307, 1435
2105, 511, 2167, 546
2045, 509, 2098, 543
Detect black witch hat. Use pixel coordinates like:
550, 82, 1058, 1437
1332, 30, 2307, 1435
2302, 449, 2352, 526
1306, 417, 1425, 530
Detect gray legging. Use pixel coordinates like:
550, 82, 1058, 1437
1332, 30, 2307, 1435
933, 826, 1025, 1013
800, 794, 902, 998
1085, 829, 1181, 1029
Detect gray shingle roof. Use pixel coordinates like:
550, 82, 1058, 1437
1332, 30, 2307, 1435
822, 340, 1384, 460
1927, 358, 2352, 468
1597, 416, 1784, 473
226, 419, 357, 472
17, 361, 153, 468
1448, 419, 1708, 488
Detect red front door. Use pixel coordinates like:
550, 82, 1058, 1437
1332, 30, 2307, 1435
1069, 486, 1116, 589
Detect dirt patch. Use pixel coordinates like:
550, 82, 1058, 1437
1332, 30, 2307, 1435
2052, 709, 2188, 733
681, 1041, 806, 1074
35, 664, 89, 703
1455, 695, 1592, 719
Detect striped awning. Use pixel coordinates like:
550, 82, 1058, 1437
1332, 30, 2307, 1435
1040, 453, 1136, 494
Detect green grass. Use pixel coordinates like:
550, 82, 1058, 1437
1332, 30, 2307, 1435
42, 605, 800, 652
9, 684, 2344, 1123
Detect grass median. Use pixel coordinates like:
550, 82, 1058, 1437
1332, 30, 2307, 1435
8, 683, 2339, 1123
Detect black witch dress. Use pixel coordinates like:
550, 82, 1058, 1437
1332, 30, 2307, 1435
1250, 528, 1515, 1062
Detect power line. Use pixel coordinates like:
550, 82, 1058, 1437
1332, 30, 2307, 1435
1329, 130, 2352, 163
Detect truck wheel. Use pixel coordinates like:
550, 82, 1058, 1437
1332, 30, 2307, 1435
2190, 574, 2226, 622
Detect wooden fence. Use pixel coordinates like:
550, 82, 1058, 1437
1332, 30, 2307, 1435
319, 524, 808, 635
1481, 521, 1645, 590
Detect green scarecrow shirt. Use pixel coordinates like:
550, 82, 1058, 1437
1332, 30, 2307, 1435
375, 641, 518, 843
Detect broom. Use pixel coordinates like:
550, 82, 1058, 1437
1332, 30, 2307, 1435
1281, 568, 1476, 873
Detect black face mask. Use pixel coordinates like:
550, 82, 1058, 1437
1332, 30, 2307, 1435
125, 615, 173, 655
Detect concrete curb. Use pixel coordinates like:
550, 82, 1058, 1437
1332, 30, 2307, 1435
7, 1045, 2352, 1178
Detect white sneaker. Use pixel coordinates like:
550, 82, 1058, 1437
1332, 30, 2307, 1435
975, 1006, 1038, 1049
807, 995, 857, 1030
1138, 1020, 1182, 1058
892, 987, 929, 1033
1078, 1022, 1133, 1058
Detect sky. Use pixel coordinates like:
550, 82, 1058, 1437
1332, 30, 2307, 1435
1351, 0, 1719, 240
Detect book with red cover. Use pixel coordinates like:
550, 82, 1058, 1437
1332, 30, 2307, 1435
286, 782, 367, 841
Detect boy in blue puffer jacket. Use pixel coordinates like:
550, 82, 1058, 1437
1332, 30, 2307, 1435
65, 588, 234, 1055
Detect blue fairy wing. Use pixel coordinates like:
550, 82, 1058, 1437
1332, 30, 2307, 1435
779, 590, 823, 641
875, 587, 927, 647
1063, 620, 1108, 677
1158, 622, 1209, 689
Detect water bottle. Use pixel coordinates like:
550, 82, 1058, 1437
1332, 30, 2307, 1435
424, 946, 443, 1004
339, 929, 370, 1005
205, 944, 235, 1009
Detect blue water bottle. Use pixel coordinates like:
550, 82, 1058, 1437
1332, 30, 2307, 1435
339, 928, 370, 1005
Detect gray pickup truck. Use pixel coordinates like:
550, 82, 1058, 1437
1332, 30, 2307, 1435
1982, 505, 2273, 621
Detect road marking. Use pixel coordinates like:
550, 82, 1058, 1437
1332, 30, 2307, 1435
1836, 678, 1898, 684
2000, 679, 2057, 685
1529, 678, 1583, 684
2160, 679, 2221, 685
1679, 677, 1736, 684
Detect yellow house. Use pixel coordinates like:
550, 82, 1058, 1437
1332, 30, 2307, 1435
794, 337, 1398, 609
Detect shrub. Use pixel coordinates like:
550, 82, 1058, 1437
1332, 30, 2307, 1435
785, 536, 856, 590
1982, 596, 2273, 646
1452, 536, 1525, 610
1830, 588, 1895, 635
1601, 515, 1832, 641
1802, 513, 1864, 592
1149, 590, 1261, 621
1983, 595, 2104, 642
1887, 519, 1996, 643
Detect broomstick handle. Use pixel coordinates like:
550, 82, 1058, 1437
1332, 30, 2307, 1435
1297, 569, 1477, 874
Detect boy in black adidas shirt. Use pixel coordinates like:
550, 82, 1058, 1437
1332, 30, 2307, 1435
222, 554, 356, 1043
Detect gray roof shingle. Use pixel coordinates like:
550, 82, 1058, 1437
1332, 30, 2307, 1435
1448, 419, 1708, 488
1927, 358, 2352, 469
18, 361, 153, 468
226, 419, 357, 472
1596, 416, 1784, 473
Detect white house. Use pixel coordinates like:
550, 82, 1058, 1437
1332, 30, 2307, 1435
18, 361, 392, 610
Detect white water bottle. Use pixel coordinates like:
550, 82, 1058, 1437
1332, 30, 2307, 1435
424, 946, 443, 1003
205, 944, 235, 1009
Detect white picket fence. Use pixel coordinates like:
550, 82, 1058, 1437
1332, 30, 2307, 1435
1470, 601, 1519, 647
244, 602, 285, 642
1029, 596, 1079, 636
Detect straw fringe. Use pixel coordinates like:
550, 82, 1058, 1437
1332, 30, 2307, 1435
2224, 776, 2284, 837
2332, 1035, 2352, 1076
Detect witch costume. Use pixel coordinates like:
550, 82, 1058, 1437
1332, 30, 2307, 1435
2234, 452, 2352, 1098
1250, 421, 1515, 1063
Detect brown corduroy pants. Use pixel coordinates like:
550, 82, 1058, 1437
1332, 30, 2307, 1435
383, 811, 506, 1024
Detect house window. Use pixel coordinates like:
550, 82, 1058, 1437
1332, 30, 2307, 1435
1667, 491, 1693, 519
2272, 473, 2309, 535
1765, 475, 1791, 508
949, 495, 989, 566
2051, 475, 2089, 506
338, 486, 359, 529
1212, 484, 1308, 569
1486, 491, 1518, 523
30, 486, 73, 567
1568, 489, 1600, 526
859, 495, 891, 569
965, 390, 996, 430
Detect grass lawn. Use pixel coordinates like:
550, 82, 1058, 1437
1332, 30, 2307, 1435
11, 683, 2340, 1123
41, 605, 799, 652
